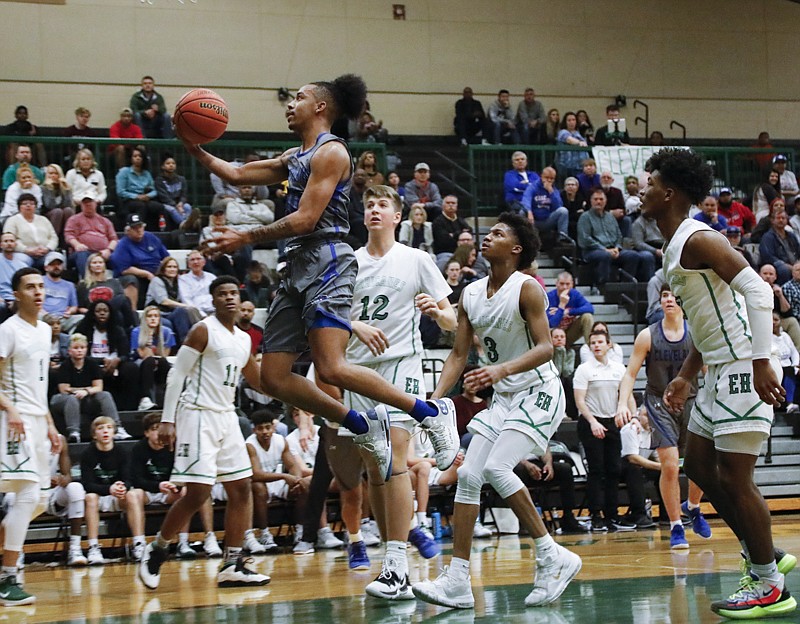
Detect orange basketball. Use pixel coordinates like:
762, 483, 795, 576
173, 88, 228, 145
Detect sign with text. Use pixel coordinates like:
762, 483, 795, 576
591, 145, 689, 190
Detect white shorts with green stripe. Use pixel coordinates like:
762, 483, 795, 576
171, 406, 253, 486
467, 377, 566, 455
688, 358, 774, 441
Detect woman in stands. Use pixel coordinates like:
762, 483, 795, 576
40, 163, 74, 240
544, 108, 561, 144
576, 110, 595, 145
355, 151, 384, 187
398, 205, 434, 256
77, 252, 137, 331
144, 255, 201, 344
115, 146, 165, 230
130, 305, 175, 411
579, 321, 624, 365
1, 164, 42, 220
753, 169, 782, 222
448, 244, 479, 284
386, 171, 405, 200
65, 148, 107, 208
556, 112, 590, 179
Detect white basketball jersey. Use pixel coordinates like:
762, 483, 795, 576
286, 425, 319, 469
0, 315, 50, 417
245, 432, 285, 473
461, 272, 558, 393
347, 244, 451, 364
180, 315, 251, 412
663, 219, 752, 364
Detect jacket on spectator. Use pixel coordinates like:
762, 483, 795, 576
577, 209, 622, 252
504, 170, 540, 206
432, 215, 471, 256
522, 179, 564, 221
759, 229, 800, 268
546, 288, 594, 328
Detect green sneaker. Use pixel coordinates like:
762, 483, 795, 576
0, 576, 35, 606
710, 573, 796, 619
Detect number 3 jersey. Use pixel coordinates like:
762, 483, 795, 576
346, 244, 451, 365
179, 315, 251, 412
0, 315, 50, 417
461, 272, 559, 394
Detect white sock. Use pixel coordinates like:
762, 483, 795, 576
133, 535, 145, 546
416, 512, 428, 527
88, 538, 99, 547
534, 534, 556, 557
69, 535, 81, 547
752, 561, 782, 584
450, 556, 470, 580
178, 532, 189, 545
409, 515, 418, 530
686, 501, 699, 511
670, 520, 682, 530
350, 530, 364, 544
386, 540, 408, 576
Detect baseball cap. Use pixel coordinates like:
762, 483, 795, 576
127, 213, 144, 227
725, 226, 741, 236
414, 162, 430, 171
44, 251, 66, 265
719, 187, 732, 195
75, 188, 97, 202
120, 107, 133, 115
773, 154, 788, 163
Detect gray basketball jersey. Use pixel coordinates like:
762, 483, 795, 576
285, 132, 352, 246
645, 320, 697, 397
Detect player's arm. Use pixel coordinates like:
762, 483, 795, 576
625, 452, 662, 471
431, 292, 475, 399
0, 356, 25, 438
416, 294, 457, 332
182, 142, 291, 187
616, 328, 651, 426
241, 355, 261, 393
351, 320, 389, 357
465, 280, 553, 392
55, 437, 72, 487
281, 444, 308, 491
246, 442, 286, 484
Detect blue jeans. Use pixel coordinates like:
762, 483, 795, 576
584, 248, 655, 287
164, 203, 192, 226
532, 206, 569, 236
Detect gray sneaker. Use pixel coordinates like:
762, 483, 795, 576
420, 398, 459, 470
353, 405, 392, 482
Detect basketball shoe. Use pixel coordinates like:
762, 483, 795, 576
710, 573, 796, 619
413, 566, 475, 609
353, 405, 392, 482
524, 544, 582, 606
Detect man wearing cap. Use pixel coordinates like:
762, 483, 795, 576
404, 163, 443, 221
725, 226, 757, 269
3, 193, 58, 269
108, 107, 144, 169
129, 75, 172, 140
109, 214, 168, 309
43, 252, 83, 332
773, 156, 799, 205
0, 233, 27, 323
64, 189, 119, 276
717, 188, 756, 238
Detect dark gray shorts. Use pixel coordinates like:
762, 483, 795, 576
262, 239, 357, 354
644, 391, 693, 451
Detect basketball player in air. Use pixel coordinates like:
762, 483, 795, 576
646, 148, 796, 619
0, 267, 61, 606
616, 284, 712, 549
413, 212, 582, 610
138, 276, 270, 590
181, 74, 458, 483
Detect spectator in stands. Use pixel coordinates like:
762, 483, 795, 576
155, 155, 197, 231
108, 108, 143, 169
547, 271, 594, 347
209, 153, 273, 213
64, 107, 94, 139
65, 190, 118, 277
129, 75, 172, 139
200, 207, 250, 282
241, 260, 276, 308
487, 89, 519, 144
760, 205, 800, 284
593, 105, 630, 146
386, 171, 404, 200
443, 260, 465, 305
130, 306, 174, 411
556, 112, 589, 178
600, 172, 628, 232
551, 327, 577, 418
65, 149, 107, 208
77, 253, 136, 330
237, 300, 263, 355
574, 329, 636, 532
355, 151, 384, 187
781, 260, 800, 322
75, 299, 139, 411
40, 164, 73, 242
516, 88, 546, 145
44, 313, 70, 373
50, 333, 127, 443
178, 251, 216, 317
772, 311, 799, 413
579, 321, 624, 365
344, 170, 368, 250
115, 146, 165, 231
759, 264, 800, 352
717, 187, 756, 237
725, 226, 757, 269
399, 205, 434, 256
81, 416, 146, 563
404, 163, 443, 221
693, 195, 728, 232
771, 155, 799, 206
1, 165, 42, 219
577, 188, 655, 291
544, 108, 560, 144
576, 110, 595, 145
631, 212, 665, 268
2, 144, 43, 191
454, 87, 489, 146
645, 269, 666, 325
4, 193, 58, 269
576, 158, 600, 199
355, 102, 387, 143
3, 106, 45, 166
751, 131, 775, 174
0, 232, 27, 323
42, 251, 82, 332
561, 176, 586, 233
648, 131, 665, 146
753, 170, 782, 222
145, 256, 201, 344
432, 195, 470, 258
452, 230, 488, 278
504, 151, 540, 213
618, 411, 660, 529
521, 166, 570, 239
110, 213, 169, 310
448, 244, 480, 285
227, 184, 275, 236
624, 176, 643, 218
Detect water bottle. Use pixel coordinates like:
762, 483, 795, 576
431, 511, 442, 540
158, 214, 166, 231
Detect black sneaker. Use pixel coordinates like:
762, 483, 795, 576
217, 556, 270, 587
558, 518, 590, 535
632, 515, 657, 530
607, 517, 637, 532
365, 556, 414, 600
590, 515, 608, 532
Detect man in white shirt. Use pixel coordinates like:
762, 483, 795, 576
178, 251, 215, 316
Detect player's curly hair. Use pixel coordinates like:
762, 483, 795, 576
497, 211, 540, 270
312, 74, 367, 120
645, 148, 713, 205
209, 275, 240, 296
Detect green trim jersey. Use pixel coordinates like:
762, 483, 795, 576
346, 244, 451, 364
0, 315, 50, 417
461, 272, 558, 393
245, 432, 285, 474
663, 219, 752, 365
179, 315, 251, 412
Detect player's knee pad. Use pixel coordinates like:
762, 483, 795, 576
65, 481, 86, 503
33, 493, 48, 519
483, 455, 525, 500
3, 481, 41, 552
453, 461, 483, 506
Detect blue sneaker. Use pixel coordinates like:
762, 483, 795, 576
348, 540, 370, 571
670, 524, 689, 550
408, 526, 440, 559
681, 501, 712, 539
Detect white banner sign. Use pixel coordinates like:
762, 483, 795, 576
591, 145, 689, 191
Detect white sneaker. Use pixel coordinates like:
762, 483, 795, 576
87, 545, 105, 566
217, 556, 270, 587
353, 405, 392, 482
114, 425, 132, 441
176, 541, 197, 560
316, 527, 344, 550
473, 521, 493, 538
412, 566, 475, 609
67, 546, 87, 567
132, 541, 146, 562
203, 533, 223, 558
420, 399, 459, 470
243, 530, 267, 554
138, 543, 168, 590
138, 397, 156, 411
365, 556, 414, 600
293, 541, 315, 555
361, 519, 382, 547
525, 544, 582, 607
258, 531, 279, 552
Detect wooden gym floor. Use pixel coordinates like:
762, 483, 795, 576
10, 515, 800, 624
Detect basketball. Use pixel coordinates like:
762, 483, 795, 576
173, 88, 228, 144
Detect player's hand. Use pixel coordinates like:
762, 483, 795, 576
464, 364, 506, 392
524, 461, 543, 481
590, 419, 607, 439
352, 322, 389, 356
158, 422, 176, 451
542, 462, 554, 481
297, 427, 313, 452
753, 358, 785, 407
415, 293, 440, 319
48, 422, 61, 454
6, 406, 24, 441
663, 376, 692, 415
293, 476, 311, 494
198, 226, 247, 257
614, 404, 633, 428
159, 481, 178, 495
